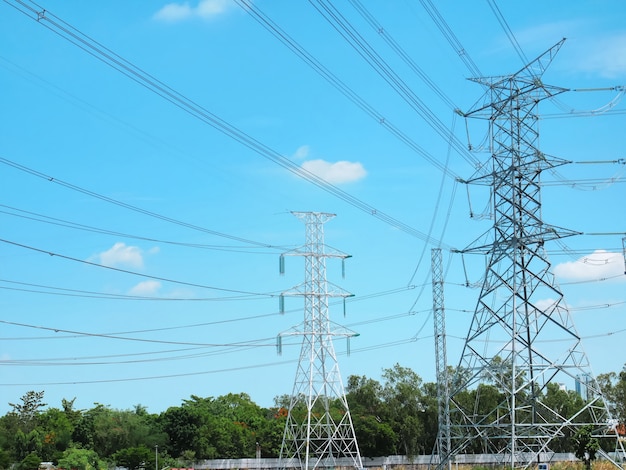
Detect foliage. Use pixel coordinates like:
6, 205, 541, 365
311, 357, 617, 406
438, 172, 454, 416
57, 447, 106, 470
573, 425, 600, 470
19, 453, 41, 470
10, 391, 47, 434
2, 362, 626, 467
112, 445, 153, 470
380, 363, 429, 457
346, 375, 396, 457
597, 368, 626, 424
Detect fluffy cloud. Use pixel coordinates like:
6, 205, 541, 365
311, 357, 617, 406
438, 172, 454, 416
293, 145, 311, 160
153, 0, 234, 22
93, 242, 146, 269
553, 250, 625, 281
301, 159, 367, 184
129, 280, 162, 296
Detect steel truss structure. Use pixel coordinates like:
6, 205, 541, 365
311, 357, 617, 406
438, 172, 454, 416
445, 40, 624, 469
432, 248, 452, 470
278, 211, 362, 470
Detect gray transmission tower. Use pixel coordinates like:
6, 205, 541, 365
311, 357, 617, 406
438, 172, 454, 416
449, 40, 623, 469
277, 211, 363, 470
432, 248, 452, 470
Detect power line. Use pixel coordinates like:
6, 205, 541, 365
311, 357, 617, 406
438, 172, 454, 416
0, 318, 277, 348
347, 0, 457, 110
308, 0, 484, 172
2, 0, 442, 245
0, 237, 276, 299
0, 335, 422, 387
0, 203, 284, 254
0, 156, 279, 249
0, 359, 298, 387
232, 0, 460, 180
417, 0, 483, 79
485, 0, 528, 65
0, 274, 423, 304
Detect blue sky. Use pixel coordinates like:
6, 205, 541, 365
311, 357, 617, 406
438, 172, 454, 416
0, 0, 624, 415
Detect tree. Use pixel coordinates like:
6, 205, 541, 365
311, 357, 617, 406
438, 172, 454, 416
161, 393, 268, 459
537, 382, 587, 452
380, 364, 428, 457
160, 405, 203, 458
72, 403, 165, 459
346, 375, 396, 457
39, 408, 74, 461
58, 447, 105, 470
0, 449, 11, 470
14, 429, 43, 462
112, 446, 152, 470
253, 407, 286, 458
597, 367, 626, 424
19, 453, 41, 470
573, 424, 600, 470
9, 391, 47, 433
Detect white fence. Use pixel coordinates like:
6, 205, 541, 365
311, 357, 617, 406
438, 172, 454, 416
194, 453, 580, 470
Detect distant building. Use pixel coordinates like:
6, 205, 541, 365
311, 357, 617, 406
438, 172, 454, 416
575, 374, 591, 401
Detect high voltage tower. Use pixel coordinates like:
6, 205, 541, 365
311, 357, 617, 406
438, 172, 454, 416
277, 211, 362, 470
432, 248, 451, 470
443, 40, 625, 469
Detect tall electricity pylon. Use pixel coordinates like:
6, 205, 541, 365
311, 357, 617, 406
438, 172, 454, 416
432, 248, 451, 470
277, 211, 362, 470
449, 40, 623, 469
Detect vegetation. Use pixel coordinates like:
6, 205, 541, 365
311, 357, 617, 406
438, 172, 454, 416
0, 363, 625, 470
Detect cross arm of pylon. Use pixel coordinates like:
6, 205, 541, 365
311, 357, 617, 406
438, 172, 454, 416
280, 281, 353, 299
280, 246, 351, 259
278, 322, 359, 339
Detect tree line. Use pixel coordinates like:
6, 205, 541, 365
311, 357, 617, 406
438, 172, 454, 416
1, 363, 625, 470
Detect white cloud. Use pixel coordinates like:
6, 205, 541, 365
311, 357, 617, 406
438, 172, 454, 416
93, 242, 146, 269
153, 2, 193, 22
196, 0, 232, 18
301, 159, 367, 184
153, 0, 234, 22
293, 145, 311, 160
534, 297, 561, 312
553, 250, 625, 281
129, 280, 162, 296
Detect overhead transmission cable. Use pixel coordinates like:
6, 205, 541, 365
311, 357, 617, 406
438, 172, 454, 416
485, 0, 626, 130
0, 238, 276, 300
417, 0, 483, 79
485, 0, 528, 65
0, 203, 284, 253
232, 0, 464, 291
0, 156, 278, 249
406, 113, 459, 288
0, 318, 277, 348
3, 346, 224, 363
0, 359, 299, 387
347, 0, 457, 110
0, 275, 421, 306
0, 335, 424, 387
232, 0, 458, 180
3, 0, 444, 246
308, 0, 484, 172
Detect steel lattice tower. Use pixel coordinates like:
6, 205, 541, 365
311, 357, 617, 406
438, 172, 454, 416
277, 211, 362, 470
448, 40, 623, 469
432, 248, 452, 470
